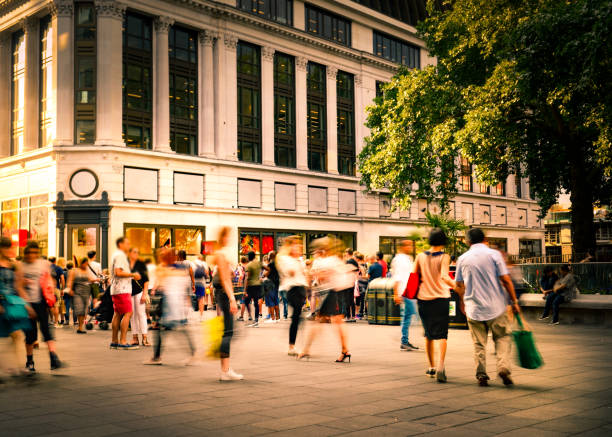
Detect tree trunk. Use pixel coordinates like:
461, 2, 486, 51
569, 148, 596, 261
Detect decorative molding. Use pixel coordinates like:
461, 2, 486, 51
354, 74, 363, 86
20, 16, 37, 34
262, 46, 275, 62
198, 30, 215, 47
94, 0, 126, 20
327, 66, 338, 79
154, 16, 174, 33
296, 56, 308, 72
49, 0, 74, 18
223, 33, 238, 50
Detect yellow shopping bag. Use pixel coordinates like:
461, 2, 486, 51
201, 316, 224, 358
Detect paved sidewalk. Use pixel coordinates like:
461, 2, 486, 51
1, 314, 611, 437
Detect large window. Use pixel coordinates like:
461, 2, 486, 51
74, 2, 96, 144
305, 3, 351, 47
169, 26, 198, 155
351, 0, 427, 26
337, 71, 355, 176
237, 42, 261, 163
0, 195, 49, 257
124, 224, 204, 258
274, 53, 295, 167
460, 156, 472, 192
123, 12, 153, 149
379, 236, 416, 259
373, 31, 420, 69
492, 182, 505, 196
237, 0, 293, 25
307, 62, 326, 172
39, 16, 54, 148
11, 29, 25, 155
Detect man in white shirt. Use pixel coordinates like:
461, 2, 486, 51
110, 237, 140, 350
392, 240, 417, 351
455, 228, 520, 387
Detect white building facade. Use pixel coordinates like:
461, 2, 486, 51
0, 0, 544, 267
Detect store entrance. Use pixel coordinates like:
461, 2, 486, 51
67, 225, 100, 263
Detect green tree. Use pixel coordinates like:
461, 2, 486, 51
359, 0, 612, 256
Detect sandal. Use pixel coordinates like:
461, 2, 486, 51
131, 340, 140, 346
142, 339, 151, 347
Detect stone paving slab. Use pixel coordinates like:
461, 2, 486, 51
1, 315, 612, 436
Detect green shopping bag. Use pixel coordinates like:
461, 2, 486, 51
512, 314, 544, 369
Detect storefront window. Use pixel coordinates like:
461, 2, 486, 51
0, 196, 49, 256
487, 238, 508, 253
124, 225, 204, 258
126, 227, 155, 257
379, 236, 416, 258
175, 228, 203, 256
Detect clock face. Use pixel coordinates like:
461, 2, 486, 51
69, 169, 99, 198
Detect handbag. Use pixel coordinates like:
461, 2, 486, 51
402, 271, 420, 299
40, 270, 56, 308
512, 314, 544, 369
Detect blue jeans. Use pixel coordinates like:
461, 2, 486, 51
401, 297, 416, 345
63, 294, 77, 323
279, 290, 288, 318
542, 292, 565, 323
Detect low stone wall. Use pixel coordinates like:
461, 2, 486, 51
519, 293, 612, 327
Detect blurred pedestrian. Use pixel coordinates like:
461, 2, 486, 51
129, 248, 149, 346
244, 251, 262, 327
355, 253, 368, 319
193, 254, 210, 320
110, 237, 140, 350
376, 251, 388, 277
264, 251, 280, 322
236, 256, 250, 321
344, 248, 359, 322
49, 257, 64, 328
211, 227, 243, 380
392, 239, 418, 351
455, 228, 520, 387
66, 257, 92, 334
277, 236, 308, 356
414, 229, 455, 382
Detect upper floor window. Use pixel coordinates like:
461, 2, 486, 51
40, 16, 54, 148
237, 42, 261, 163
351, 0, 427, 27
478, 183, 489, 194
11, 29, 26, 155
274, 53, 295, 167
307, 62, 326, 172
337, 71, 355, 176
305, 4, 351, 47
123, 12, 153, 149
169, 26, 198, 155
75, 2, 96, 144
237, 0, 293, 25
492, 182, 505, 196
373, 31, 420, 69
460, 156, 472, 192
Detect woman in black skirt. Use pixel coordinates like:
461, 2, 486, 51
413, 229, 456, 383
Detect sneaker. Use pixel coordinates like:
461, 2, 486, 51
407, 342, 419, 350
109, 343, 119, 350
551, 321, 560, 325
538, 315, 550, 320
26, 362, 36, 373
237, 316, 244, 321
248, 317, 253, 321
426, 368, 436, 378
478, 375, 490, 387
400, 343, 412, 351
436, 369, 447, 383
118, 343, 140, 350
498, 370, 514, 386
50, 357, 65, 371
220, 368, 244, 381
144, 357, 162, 365
288, 348, 298, 356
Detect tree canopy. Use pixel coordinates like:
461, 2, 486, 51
359, 0, 612, 255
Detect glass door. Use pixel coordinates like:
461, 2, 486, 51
67, 225, 99, 263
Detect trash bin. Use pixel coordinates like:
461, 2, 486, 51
448, 289, 468, 329
367, 278, 401, 325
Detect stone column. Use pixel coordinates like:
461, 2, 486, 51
95, 0, 125, 147
0, 33, 11, 157
198, 30, 215, 157
23, 17, 40, 151
153, 16, 173, 152
214, 33, 237, 160
326, 66, 338, 174
295, 56, 308, 170
261, 46, 275, 166
51, 0, 74, 146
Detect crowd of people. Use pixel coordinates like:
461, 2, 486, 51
2, 225, 559, 388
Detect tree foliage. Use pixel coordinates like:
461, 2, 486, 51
359, 0, 612, 255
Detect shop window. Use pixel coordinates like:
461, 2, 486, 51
0, 196, 49, 256
379, 236, 415, 258
124, 225, 204, 258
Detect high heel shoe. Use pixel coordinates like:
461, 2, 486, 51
335, 352, 351, 363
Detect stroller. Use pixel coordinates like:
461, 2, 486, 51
85, 287, 114, 330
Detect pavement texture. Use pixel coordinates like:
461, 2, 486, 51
1, 312, 611, 437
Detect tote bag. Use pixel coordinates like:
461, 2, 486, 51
512, 314, 544, 369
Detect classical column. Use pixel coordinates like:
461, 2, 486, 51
295, 56, 308, 170
23, 17, 40, 151
261, 46, 275, 166
0, 33, 10, 157
153, 16, 173, 152
326, 66, 338, 174
95, 0, 125, 147
50, 0, 74, 146
214, 33, 237, 160
198, 30, 215, 157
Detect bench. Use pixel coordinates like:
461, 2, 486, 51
519, 293, 612, 327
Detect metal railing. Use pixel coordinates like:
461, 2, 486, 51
519, 263, 612, 295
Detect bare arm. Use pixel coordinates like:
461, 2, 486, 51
66, 269, 75, 293
13, 263, 27, 301
114, 267, 135, 278
440, 254, 456, 289
60, 273, 65, 289
455, 281, 465, 298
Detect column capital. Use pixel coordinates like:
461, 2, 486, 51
198, 29, 216, 47
327, 66, 338, 79
49, 0, 74, 18
20, 16, 38, 34
223, 33, 238, 51
354, 74, 362, 86
0, 32, 10, 50
262, 46, 275, 62
94, 0, 126, 20
296, 56, 308, 72
154, 16, 174, 33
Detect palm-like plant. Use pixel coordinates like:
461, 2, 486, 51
424, 211, 468, 257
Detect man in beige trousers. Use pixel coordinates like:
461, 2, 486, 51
455, 228, 520, 387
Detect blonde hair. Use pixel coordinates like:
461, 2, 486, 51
278, 235, 302, 257
56, 257, 67, 269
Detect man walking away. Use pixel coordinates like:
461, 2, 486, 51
392, 240, 418, 351
110, 237, 140, 350
245, 251, 262, 327
455, 228, 520, 387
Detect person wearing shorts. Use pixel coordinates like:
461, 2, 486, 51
110, 237, 140, 350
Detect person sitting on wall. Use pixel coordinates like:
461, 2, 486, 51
539, 265, 577, 325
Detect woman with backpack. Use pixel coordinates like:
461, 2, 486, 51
413, 228, 456, 383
